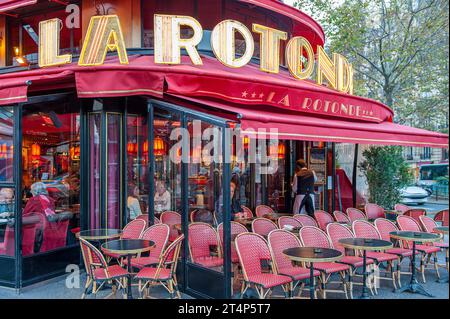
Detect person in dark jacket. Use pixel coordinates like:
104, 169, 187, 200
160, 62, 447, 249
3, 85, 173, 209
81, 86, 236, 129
292, 160, 317, 216
214, 181, 241, 224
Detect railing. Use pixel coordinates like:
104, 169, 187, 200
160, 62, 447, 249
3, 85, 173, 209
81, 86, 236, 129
432, 184, 449, 200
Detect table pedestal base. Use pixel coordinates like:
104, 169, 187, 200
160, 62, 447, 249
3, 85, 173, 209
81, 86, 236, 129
395, 282, 434, 298
437, 276, 449, 283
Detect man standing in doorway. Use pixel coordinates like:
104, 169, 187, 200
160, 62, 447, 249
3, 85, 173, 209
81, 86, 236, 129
292, 159, 317, 216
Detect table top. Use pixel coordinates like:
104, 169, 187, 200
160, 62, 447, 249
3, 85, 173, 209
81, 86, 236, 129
389, 231, 440, 243
77, 229, 122, 240
101, 239, 155, 255
434, 226, 448, 235
339, 238, 393, 251
283, 247, 342, 263
385, 210, 404, 215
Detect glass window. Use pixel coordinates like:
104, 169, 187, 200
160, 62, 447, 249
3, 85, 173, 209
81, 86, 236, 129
186, 118, 224, 274
267, 141, 286, 212
21, 99, 80, 254
0, 107, 14, 183
106, 113, 122, 229
153, 108, 182, 216
88, 113, 101, 228
126, 114, 148, 220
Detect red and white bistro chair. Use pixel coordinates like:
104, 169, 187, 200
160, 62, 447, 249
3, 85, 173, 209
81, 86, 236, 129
217, 221, 248, 289
374, 218, 416, 288
397, 215, 441, 282
252, 218, 278, 237
365, 203, 385, 220
314, 210, 334, 231
299, 226, 351, 299
235, 232, 292, 299
268, 229, 320, 298
104, 219, 147, 264
419, 215, 449, 273
352, 220, 399, 292
135, 235, 184, 299
255, 205, 275, 218
403, 209, 427, 224
434, 209, 449, 226
124, 223, 170, 271
160, 211, 181, 242
333, 211, 351, 225
278, 216, 302, 230
326, 222, 375, 298
293, 214, 318, 228
241, 206, 254, 219
346, 208, 367, 223
188, 222, 223, 269
79, 238, 128, 299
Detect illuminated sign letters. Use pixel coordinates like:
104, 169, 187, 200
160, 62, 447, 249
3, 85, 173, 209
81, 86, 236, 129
38, 14, 354, 94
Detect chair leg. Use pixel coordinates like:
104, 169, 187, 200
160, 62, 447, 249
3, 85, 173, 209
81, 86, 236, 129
421, 254, 426, 283
81, 276, 92, 299
372, 264, 379, 295
397, 258, 402, 288
340, 271, 348, 299
348, 270, 354, 299
320, 273, 327, 299
434, 252, 441, 279
391, 261, 398, 290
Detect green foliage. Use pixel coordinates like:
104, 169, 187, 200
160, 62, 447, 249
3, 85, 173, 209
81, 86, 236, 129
359, 146, 413, 209
294, 0, 449, 133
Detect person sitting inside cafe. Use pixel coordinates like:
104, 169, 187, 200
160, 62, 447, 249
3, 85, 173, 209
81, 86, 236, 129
154, 181, 171, 213
23, 182, 56, 218
127, 186, 143, 220
215, 181, 242, 224
0, 188, 15, 218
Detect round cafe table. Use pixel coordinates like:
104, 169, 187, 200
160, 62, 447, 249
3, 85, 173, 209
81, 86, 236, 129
77, 229, 122, 241
390, 231, 440, 297
101, 239, 154, 299
433, 226, 449, 283
283, 247, 342, 299
339, 238, 393, 299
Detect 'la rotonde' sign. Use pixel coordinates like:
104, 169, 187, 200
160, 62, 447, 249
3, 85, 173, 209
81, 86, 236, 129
38, 14, 354, 95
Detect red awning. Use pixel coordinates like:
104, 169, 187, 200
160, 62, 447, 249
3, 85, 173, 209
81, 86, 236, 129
0, 0, 36, 12
168, 95, 449, 148
0, 55, 448, 148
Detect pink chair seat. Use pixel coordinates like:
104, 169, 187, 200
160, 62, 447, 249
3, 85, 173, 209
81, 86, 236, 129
247, 273, 292, 289
135, 267, 172, 280
93, 265, 128, 280
313, 262, 350, 274
386, 248, 415, 257
123, 256, 160, 269
279, 267, 320, 280
434, 242, 448, 249
416, 245, 440, 254
340, 256, 374, 268
194, 256, 223, 268
366, 252, 398, 263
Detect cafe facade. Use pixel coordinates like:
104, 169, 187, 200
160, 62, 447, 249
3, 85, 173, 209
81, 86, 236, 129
0, 0, 448, 297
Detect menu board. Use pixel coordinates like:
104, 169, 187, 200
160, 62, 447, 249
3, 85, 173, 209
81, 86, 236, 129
309, 148, 326, 185
308, 147, 327, 210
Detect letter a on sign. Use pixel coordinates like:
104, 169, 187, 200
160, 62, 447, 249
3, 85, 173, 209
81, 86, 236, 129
79, 15, 128, 66
39, 18, 72, 68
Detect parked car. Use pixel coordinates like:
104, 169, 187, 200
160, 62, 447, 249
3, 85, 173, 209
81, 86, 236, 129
400, 186, 431, 205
